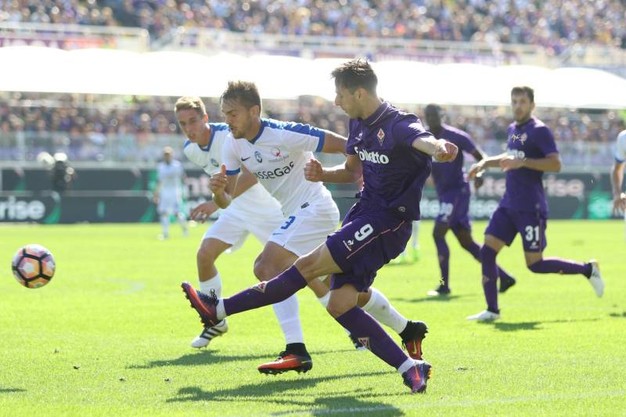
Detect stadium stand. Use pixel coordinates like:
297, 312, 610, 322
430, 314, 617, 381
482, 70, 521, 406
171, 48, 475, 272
0, 1, 624, 167
3, 1, 624, 50
1, 91, 623, 168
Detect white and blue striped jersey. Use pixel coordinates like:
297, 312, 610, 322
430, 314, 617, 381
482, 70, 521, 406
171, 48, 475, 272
222, 118, 334, 216
184, 122, 280, 213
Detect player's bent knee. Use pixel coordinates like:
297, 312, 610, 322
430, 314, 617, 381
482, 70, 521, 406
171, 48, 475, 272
197, 246, 218, 265
326, 303, 349, 318
527, 261, 542, 273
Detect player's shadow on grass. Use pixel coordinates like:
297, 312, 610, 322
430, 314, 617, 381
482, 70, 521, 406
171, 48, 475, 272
393, 294, 463, 303
127, 351, 273, 369
481, 317, 601, 332
609, 311, 626, 319
167, 371, 404, 416
128, 348, 354, 369
0, 387, 26, 393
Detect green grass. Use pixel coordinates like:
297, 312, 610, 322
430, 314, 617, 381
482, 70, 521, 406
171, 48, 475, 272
1, 220, 625, 417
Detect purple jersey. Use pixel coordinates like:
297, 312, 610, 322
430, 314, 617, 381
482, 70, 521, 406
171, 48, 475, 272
500, 116, 558, 215
346, 102, 432, 221
431, 124, 477, 195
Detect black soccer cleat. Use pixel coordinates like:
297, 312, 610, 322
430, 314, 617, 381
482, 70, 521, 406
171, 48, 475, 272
401, 320, 428, 360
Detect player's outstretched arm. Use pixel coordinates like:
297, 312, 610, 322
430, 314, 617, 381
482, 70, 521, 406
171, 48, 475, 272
468, 152, 509, 179
501, 152, 561, 173
304, 154, 362, 184
411, 136, 458, 162
190, 200, 218, 222
320, 130, 348, 154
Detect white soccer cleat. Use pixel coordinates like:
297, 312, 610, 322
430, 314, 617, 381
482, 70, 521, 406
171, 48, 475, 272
588, 260, 604, 298
190, 319, 228, 348
466, 310, 500, 321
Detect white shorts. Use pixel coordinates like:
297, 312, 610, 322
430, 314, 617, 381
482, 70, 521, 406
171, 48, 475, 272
158, 193, 183, 215
269, 198, 340, 257
202, 185, 284, 251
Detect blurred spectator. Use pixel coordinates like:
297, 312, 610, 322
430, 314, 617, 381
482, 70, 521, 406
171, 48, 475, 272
0, 91, 623, 166
1, 1, 623, 52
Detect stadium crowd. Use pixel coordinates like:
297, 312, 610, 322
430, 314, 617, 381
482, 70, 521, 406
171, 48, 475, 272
1, 92, 623, 166
1, 0, 624, 52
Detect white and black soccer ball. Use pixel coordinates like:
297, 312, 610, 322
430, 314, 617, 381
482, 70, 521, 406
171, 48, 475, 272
11, 244, 56, 289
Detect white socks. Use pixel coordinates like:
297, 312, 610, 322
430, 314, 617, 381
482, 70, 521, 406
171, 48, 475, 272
160, 214, 170, 237
272, 295, 304, 344
411, 221, 420, 249
200, 274, 226, 323
317, 292, 330, 307
317, 287, 408, 336
362, 288, 408, 334
200, 273, 222, 297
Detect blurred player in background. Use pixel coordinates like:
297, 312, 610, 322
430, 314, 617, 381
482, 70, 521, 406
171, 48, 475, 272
467, 86, 604, 322
423, 104, 515, 297
181, 60, 459, 393
611, 128, 626, 216
153, 146, 188, 239
392, 221, 420, 264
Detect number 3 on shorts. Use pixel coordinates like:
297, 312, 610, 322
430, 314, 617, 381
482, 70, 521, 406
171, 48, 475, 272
280, 215, 296, 230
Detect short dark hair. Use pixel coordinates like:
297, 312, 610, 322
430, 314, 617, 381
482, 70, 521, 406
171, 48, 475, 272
331, 58, 378, 93
424, 103, 443, 115
511, 86, 534, 103
220, 81, 262, 110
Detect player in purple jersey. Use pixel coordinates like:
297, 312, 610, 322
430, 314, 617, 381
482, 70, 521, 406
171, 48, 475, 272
423, 104, 516, 297
179, 59, 458, 394
466, 86, 604, 322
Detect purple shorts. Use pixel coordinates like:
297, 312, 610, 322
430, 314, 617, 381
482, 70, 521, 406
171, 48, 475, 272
435, 188, 471, 231
485, 206, 547, 252
326, 201, 412, 292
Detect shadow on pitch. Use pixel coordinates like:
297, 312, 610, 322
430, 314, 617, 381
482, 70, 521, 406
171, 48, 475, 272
127, 348, 357, 370
478, 317, 601, 332
392, 294, 463, 303
127, 351, 274, 369
167, 371, 404, 416
0, 387, 26, 394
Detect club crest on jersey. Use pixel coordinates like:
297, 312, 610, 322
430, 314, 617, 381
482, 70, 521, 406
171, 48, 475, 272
269, 147, 288, 162
210, 158, 219, 167
377, 128, 385, 145
357, 337, 370, 350
255, 151, 263, 163
510, 132, 528, 144
253, 281, 267, 293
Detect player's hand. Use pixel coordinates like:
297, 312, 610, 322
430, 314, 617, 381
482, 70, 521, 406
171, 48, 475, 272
304, 158, 324, 182
210, 164, 228, 195
613, 192, 626, 216
433, 140, 458, 163
468, 162, 484, 180
499, 155, 524, 172
190, 201, 218, 223
473, 171, 484, 189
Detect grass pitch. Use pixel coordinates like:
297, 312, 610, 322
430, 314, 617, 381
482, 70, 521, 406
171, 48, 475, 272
1, 220, 625, 417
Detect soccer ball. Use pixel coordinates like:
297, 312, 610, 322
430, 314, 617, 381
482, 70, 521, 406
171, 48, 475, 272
11, 244, 56, 288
